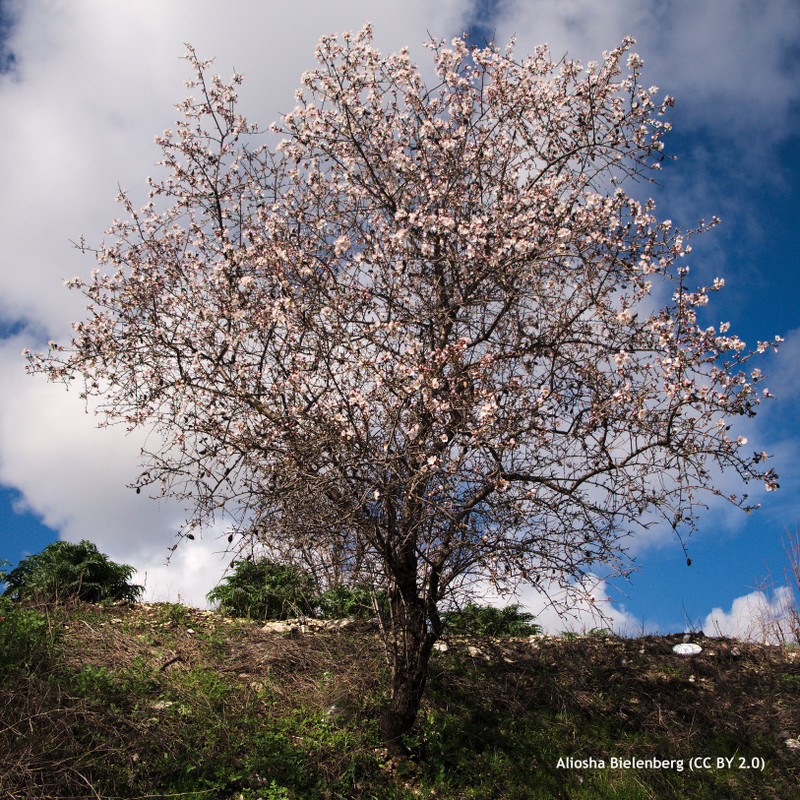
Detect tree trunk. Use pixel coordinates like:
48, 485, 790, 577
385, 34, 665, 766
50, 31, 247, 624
378, 654, 431, 753
378, 592, 437, 754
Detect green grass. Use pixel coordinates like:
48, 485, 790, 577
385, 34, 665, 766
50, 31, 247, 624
1, 600, 798, 799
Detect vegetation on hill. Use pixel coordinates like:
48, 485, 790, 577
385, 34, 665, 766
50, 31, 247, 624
1, 598, 798, 799
205, 558, 390, 623
1, 540, 142, 604
206, 559, 319, 621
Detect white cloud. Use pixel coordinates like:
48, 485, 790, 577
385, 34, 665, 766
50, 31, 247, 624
1, 0, 797, 616
703, 586, 799, 643
494, 0, 800, 137
0, 0, 475, 603
477, 574, 642, 635
136, 534, 234, 607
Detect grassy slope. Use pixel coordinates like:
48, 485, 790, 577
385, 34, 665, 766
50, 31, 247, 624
1, 600, 799, 799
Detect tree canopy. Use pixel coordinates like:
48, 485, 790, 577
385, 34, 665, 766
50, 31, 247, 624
30, 26, 779, 748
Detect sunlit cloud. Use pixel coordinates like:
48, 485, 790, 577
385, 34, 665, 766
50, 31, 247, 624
0, 1, 797, 622
703, 587, 799, 644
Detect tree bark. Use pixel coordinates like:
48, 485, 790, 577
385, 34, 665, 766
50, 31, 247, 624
378, 580, 438, 754
378, 636, 435, 754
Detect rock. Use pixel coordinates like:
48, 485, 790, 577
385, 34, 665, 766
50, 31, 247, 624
259, 617, 359, 633
324, 617, 357, 630
672, 642, 702, 655
261, 621, 300, 634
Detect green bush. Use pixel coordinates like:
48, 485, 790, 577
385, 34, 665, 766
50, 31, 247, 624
1, 540, 142, 604
0, 595, 56, 673
207, 558, 317, 620
317, 582, 388, 620
441, 602, 541, 637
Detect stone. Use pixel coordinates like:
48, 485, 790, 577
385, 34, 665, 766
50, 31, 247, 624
261, 621, 299, 634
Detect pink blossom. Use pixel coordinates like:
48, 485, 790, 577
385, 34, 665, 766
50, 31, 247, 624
27, 28, 779, 751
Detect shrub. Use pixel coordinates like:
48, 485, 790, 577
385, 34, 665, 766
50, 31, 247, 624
0, 564, 57, 673
0, 597, 56, 673
441, 603, 541, 637
207, 558, 317, 620
1, 540, 142, 604
317, 583, 388, 620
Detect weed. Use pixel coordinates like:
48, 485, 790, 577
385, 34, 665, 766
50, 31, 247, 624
587, 627, 616, 637
154, 600, 192, 628
751, 523, 800, 645
318, 582, 389, 620
237, 783, 293, 800
0, 596, 57, 674
1, 603, 798, 799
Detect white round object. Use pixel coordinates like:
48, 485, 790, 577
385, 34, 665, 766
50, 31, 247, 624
673, 642, 702, 655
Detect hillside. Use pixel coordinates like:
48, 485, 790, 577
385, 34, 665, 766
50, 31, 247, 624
1, 600, 799, 799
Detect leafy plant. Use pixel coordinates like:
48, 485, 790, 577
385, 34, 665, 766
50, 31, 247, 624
441, 603, 541, 637
317, 583, 388, 620
0, 573, 56, 673
154, 601, 192, 628
207, 558, 317, 620
2, 540, 142, 604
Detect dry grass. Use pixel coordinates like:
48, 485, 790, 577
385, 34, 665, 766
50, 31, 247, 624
2, 601, 799, 799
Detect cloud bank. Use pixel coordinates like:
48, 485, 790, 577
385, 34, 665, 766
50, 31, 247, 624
0, 0, 474, 607
704, 587, 799, 644
0, 1, 797, 624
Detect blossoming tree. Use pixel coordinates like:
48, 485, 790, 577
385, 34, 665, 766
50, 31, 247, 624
31, 27, 780, 749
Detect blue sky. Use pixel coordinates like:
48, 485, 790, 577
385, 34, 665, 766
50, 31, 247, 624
1, 0, 799, 637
